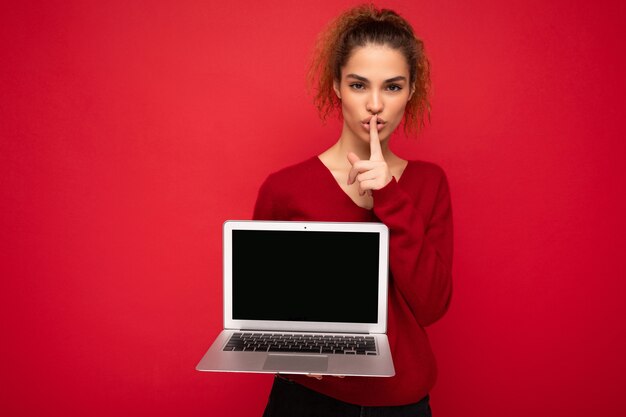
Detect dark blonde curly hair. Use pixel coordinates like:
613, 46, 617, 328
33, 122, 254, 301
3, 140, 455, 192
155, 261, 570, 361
306, 3, 431, 137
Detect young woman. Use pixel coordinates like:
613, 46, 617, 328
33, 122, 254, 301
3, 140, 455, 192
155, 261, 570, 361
254, 4, 453, 416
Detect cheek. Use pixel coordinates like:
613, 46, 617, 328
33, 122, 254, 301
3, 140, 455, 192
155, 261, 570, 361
340, 97, 361, 119
392, 99, 409, 117
388, 101, 409, 129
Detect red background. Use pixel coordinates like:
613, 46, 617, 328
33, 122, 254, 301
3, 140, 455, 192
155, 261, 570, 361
2, 1, 625, 416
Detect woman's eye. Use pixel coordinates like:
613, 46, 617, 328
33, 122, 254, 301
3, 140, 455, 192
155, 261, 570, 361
349, 83, 364, 90
387, 84, 402, 92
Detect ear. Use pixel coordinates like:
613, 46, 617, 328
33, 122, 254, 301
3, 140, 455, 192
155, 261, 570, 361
333, 80, 341, 100
408, 84, 416, 101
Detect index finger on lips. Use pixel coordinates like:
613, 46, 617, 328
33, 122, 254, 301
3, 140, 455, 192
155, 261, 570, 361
369, 114, 383, 161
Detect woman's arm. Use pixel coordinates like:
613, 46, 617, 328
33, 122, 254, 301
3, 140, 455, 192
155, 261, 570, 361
252, 175, 277, 220
372, 169, 453, 327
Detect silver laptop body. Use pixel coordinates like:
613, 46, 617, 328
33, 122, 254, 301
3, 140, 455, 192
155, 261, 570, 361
195, 220, 395, 377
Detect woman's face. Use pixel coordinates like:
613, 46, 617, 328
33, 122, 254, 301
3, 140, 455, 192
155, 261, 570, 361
334, 44, 414, 144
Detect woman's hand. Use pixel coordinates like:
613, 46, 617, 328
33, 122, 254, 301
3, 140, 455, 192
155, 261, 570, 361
347, 114, 393, 196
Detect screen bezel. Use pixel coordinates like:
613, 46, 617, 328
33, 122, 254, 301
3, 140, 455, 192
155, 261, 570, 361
221, 220, 389, 334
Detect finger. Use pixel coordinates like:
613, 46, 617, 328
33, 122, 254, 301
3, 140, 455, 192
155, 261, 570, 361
347, 152, 361, 166
347, 153, 363, 185
359, 180, 380, 195
348, 167, 358, 185
307, 374, 323, 380
369, 114, 383, 161
356, 170, 379, 183
349, 159, 379, 185
349, 164, 370, 186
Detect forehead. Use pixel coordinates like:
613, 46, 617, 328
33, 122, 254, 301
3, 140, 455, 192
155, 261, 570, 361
341, 44, 409, 80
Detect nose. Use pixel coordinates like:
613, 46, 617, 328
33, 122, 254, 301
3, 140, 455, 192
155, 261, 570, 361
366, 90, 383, 115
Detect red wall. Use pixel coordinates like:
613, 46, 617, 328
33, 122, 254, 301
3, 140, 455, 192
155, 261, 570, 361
2, 1, 625, 416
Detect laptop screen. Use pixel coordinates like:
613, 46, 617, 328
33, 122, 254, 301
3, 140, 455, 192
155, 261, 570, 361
231, 229, 380, 324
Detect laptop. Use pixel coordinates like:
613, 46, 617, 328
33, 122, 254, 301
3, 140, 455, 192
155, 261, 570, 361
195, 220, 395, 377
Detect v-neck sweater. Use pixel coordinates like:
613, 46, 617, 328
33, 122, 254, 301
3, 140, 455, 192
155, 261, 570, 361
252, 156, 453, 406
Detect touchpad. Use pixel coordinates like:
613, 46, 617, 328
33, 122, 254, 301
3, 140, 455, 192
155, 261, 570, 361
263, 354, 329, 373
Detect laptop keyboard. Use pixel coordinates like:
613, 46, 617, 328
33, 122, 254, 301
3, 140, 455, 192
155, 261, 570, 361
223, 332, 378, 355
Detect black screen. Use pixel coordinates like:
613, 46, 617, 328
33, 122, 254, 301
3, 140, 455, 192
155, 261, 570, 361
232, 229, 380, 323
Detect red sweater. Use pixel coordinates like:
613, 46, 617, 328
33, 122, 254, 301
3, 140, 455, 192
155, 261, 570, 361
252, 156, 453, 406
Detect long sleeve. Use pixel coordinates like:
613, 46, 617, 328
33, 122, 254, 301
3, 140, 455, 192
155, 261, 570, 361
372, 168, 453, 327
252, 175, 277, 220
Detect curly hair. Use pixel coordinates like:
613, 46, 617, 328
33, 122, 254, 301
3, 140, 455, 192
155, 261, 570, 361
306, 3, 431, 137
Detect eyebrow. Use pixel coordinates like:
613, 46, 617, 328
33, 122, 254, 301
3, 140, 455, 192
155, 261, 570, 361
345, 73, 407, 83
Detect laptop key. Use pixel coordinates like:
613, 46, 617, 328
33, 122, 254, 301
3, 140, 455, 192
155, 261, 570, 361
277, 347, 293, 352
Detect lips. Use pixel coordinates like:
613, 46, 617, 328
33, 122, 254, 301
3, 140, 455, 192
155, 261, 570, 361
361, 116, 386, 125
361, 116, 386, 132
